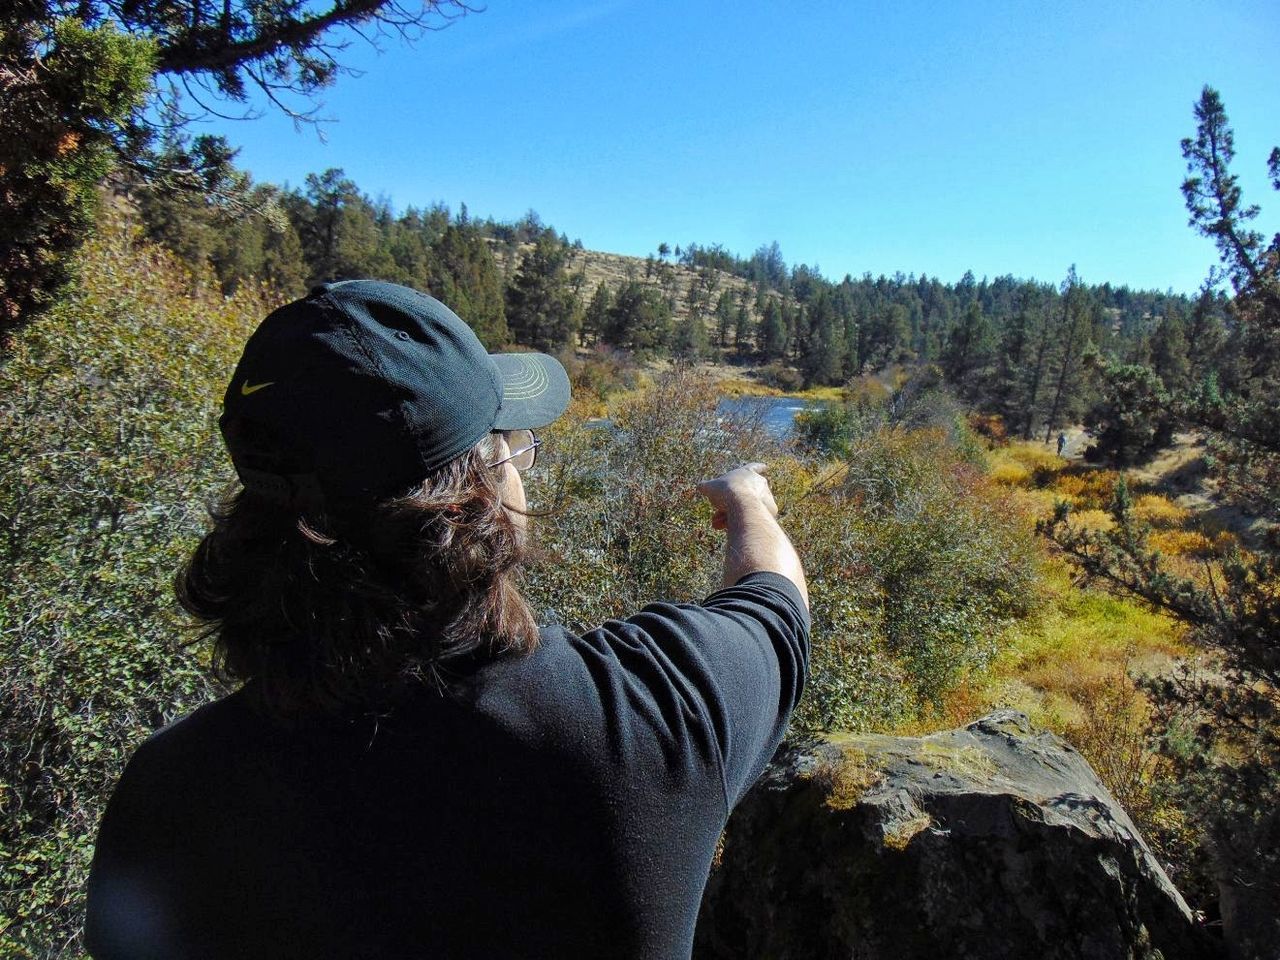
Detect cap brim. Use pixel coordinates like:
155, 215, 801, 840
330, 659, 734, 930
489, 352, 571, 430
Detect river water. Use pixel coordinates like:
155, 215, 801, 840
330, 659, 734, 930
715, 395, 825, 440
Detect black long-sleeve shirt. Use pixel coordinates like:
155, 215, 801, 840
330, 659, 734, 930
85, 572, 810, 959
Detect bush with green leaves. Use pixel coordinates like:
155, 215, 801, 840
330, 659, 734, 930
523, 374, 772, 627
788, 427, 1041, 729
1084, 361, 1175, 466
0, 21, 155, 348
794, 367, 978, 463
526, 375, 1042, 734
0, 216, 273, 956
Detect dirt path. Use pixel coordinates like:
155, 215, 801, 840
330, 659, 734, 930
1127, 432, 1269, 545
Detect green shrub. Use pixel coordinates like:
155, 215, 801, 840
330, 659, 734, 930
523, 371, 773, 626
786, 428, 1042, 730
0, 216, 274, 956
526, 376, 1042, 734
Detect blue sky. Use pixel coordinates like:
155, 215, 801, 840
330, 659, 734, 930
202, 1, 1279, 294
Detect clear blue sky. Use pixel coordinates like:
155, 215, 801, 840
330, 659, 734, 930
203, 0, 1279, 294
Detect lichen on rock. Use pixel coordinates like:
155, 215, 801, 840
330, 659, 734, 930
696, 710, 1217, 960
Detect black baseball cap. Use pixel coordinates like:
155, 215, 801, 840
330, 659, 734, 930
220, 280, 571, 507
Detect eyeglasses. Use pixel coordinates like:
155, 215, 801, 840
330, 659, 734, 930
488, 429, 540, 471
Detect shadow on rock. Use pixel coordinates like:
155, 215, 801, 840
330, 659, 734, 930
696, 710, 1219, 960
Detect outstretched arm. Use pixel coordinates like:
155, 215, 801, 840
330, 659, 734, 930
697, 462, 808, 609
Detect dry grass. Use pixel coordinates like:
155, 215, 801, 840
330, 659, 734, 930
716, 376, 781, 398
937, 560, 1192, 733
1069, 508, 1115, 533
1050, 467, 1125, 509
1149, 529, 1217, 559
809, 745, 884, 811
990, 441, 1064, 477
883, 813, 933, 850
989, 460, 1032, 487
1133, 493, 1191, 528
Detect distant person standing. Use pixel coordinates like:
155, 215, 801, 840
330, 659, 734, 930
85, 280, 810, 959
1057, 431, 1068, 456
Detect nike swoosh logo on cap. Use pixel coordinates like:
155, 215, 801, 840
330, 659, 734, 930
240, 380, 275, 396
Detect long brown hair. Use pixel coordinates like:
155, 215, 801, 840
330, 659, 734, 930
176, 438, 539, 716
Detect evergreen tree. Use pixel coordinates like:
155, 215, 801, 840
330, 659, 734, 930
605, 281, 671, 353
991, 284, 1043, 431
581, 282, 612, 347
685, 267, 721, 334
1042, 266, 1096, 443
1181, 87, 1280, 315
799, 291, 844, 386
1019, 291, 1057, 440
1148, 313, 1192, 395
748, 241, 787, 289
383, 211, 432, 286
1186, 284, 1230, 384
1085, 362, 1175, 464
290, 169, 351, 282
1176, 86, 1280, 518
212, 192, 307, 298
331, 195, 397, 282
759, 297, 788, 362
426, 223, 508, 348
713, 290, 736, 349
734, 299, 755, 359
2, 0, 471, 346
864, 303, 911, 369
505, 235, 580, 351
942, 300, 994, 396
670, 314, 709, 360
1044, 94, 1280, 936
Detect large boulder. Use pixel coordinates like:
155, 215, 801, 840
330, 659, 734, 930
696, 710, 1217, 960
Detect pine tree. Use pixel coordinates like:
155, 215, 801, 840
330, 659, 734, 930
864, 304, 910, 369
581, 282, 612, 347
991, 283, 1042, 432
1186, 284, 1230, 384
799, 291, 844, 386
714, 291, 736, 349
758, 297, 788, 361
1148, 313, 1192, 395
212, 191, 307, 298
427, 223, 508, 348
1042, 266, 1096, 443
671, 314, 709, 360
734, 299, 755, 359
942, 300, 994, 396
1018, 288, 1056, 440
505, 235, 580, 351
605, 281, 671, 353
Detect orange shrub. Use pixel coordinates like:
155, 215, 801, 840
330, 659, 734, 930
1047, 466, 1123, 509
1070, 508, 1114, 533
1149, 529, 1217, 559
989, 461, 1032, 487
1133, 494, 1190, 529
967, 412, 1007, 444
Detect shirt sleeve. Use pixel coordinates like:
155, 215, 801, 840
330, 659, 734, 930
584, 571, 810, 814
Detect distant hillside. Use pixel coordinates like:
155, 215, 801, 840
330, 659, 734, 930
491, 241, 766, 326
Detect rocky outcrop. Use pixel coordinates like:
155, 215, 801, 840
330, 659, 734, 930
696, 710, 1217, 960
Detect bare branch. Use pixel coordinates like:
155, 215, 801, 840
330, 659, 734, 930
154, 0, 470, 78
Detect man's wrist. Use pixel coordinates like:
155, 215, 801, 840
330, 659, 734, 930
723, 493, 777, 529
